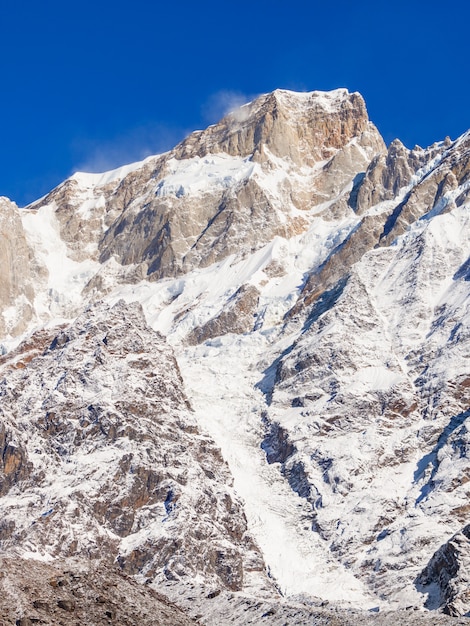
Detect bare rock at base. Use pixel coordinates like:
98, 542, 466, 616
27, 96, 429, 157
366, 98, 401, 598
0, 557, 195, 626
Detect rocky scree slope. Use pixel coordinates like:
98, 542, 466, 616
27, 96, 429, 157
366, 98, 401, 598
0, 557, 196, 626
0, 88, 470, 621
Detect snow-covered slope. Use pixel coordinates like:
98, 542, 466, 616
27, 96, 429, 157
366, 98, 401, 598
1, 88, 470, 622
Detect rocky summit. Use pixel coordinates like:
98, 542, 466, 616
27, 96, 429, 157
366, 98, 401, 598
1, 88, 470, 624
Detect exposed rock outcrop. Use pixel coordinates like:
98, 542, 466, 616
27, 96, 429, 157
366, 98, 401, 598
0, 197, 36, 337
417, 524, 470, 616
174, 89, 380, 163
11, 89, 385, 321
0, 424, 32, 497
289, 130, 470, 315
187, 284, 259, 345
96, 90, 384, 283
355, 139, 429, 213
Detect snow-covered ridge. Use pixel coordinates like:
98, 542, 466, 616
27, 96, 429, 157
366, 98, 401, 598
272, 87, 356, 112
71, 154, 160, 188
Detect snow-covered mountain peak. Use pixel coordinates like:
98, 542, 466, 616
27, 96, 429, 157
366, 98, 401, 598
170, 87, 379, 169
0, 89, 384, 337
271, 86, 359, 112
1, 89, 470, 623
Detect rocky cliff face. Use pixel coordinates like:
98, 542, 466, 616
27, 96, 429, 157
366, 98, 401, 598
0, 197, 36, 338
0, 300, 267, 593
417, 524, 470, 617
1, 88, 470, 622
95, 90, 383, 284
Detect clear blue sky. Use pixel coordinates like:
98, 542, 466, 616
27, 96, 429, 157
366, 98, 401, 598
1, 0, 469, 206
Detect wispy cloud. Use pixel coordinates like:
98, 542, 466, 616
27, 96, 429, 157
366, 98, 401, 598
70, 122, 190, 175
70, 92, 261, 176
202, 90, 259, 125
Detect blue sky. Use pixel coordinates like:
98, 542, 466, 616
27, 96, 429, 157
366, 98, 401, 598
1, 0, 469, 206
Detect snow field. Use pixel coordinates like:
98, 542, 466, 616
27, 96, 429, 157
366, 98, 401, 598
177, 333, 376, 606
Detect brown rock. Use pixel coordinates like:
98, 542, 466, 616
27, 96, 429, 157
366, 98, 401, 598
186, 284, 260, 344
0, 557, 196, 626
0, 197, 35, 337
0, 425, 32, 496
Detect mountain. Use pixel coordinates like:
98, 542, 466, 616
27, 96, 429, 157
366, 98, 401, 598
1, 88, 470, 624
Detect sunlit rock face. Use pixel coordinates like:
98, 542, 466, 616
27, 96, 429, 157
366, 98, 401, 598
95, 90, 385, 283
0, 197, 37, 338
174, 89, 376, 163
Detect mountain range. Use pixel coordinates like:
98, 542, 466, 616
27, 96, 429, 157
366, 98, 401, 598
1, 88, 470, 624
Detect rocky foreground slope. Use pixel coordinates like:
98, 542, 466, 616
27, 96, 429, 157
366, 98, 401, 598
1, 88, 470, 623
